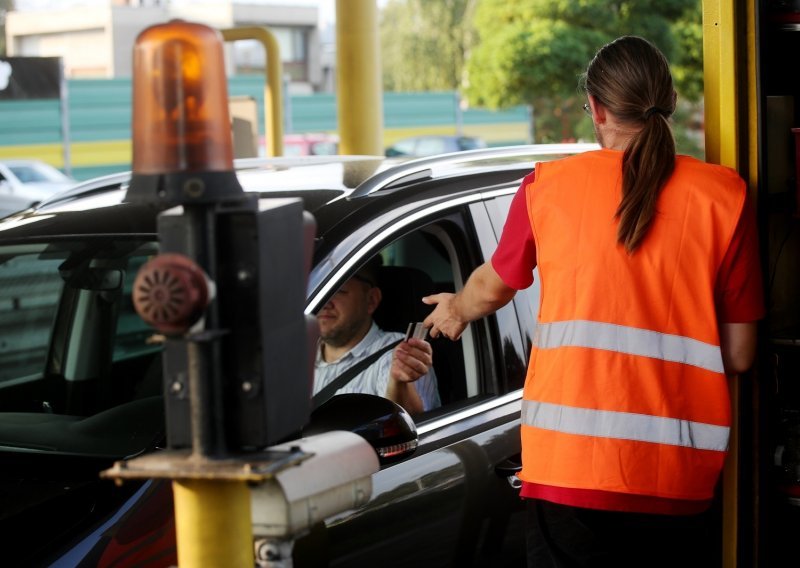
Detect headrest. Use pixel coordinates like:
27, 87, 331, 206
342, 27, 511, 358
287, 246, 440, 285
373, 266, 434, 333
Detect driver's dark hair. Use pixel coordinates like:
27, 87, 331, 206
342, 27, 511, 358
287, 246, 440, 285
581, 36, 677, 253
353, 255, 383, 288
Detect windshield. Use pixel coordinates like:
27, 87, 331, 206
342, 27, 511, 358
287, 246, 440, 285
0, 238, 165, 458
8, 163, 71, 184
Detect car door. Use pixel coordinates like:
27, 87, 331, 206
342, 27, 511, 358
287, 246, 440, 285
299, 189, 528, 567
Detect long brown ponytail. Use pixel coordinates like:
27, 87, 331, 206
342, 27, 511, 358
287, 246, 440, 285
582, 36, 677, 253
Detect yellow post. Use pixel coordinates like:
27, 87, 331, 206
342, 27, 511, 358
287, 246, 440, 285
173, 479, 254, 568
221, 26, 284, 157
703, 2, 738, 565
336, 0, 384, 155
702, 1, 760, 567
702, 0, 738, 169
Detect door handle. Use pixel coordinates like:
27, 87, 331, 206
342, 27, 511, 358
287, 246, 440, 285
494, 455, 522, 490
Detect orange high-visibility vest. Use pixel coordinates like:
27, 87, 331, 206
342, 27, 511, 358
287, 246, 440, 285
520, 148, 747, 502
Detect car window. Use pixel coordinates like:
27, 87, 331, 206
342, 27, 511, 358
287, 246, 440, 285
457, 137, 486, 151
283, 143, 307, 157
310, 141, 338, 155
393, 139, 416, 155
415, 137, 447, 156
468, 193, 530, 393
484, 193, 540, 354
0, 239, 163, 451
8, 163, 70, 183
375, 223, 478, 404
320, 206, 507, 416
113, 253, 164, 361
0, 246, 64, 385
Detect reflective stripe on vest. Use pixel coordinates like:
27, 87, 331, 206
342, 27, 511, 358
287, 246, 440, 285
521, 399, 730, 452
533, 320, 725, 374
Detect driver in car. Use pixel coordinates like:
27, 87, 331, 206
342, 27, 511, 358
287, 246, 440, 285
314, 258, 440, 415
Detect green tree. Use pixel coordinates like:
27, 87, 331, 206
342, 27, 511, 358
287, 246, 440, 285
464, 0, 702, 146
380, 0, 476, 91
0, 0, 14, 56
671, 0, 704, 102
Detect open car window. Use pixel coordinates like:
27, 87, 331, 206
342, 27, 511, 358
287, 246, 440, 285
372, 223, 479, 406
320, 207, 506, 419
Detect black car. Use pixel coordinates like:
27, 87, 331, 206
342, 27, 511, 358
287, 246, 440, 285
0, 144, 596, 567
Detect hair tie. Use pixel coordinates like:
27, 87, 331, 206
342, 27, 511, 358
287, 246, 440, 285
644, 106, 669, 119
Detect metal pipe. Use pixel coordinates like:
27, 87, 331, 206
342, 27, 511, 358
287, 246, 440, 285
221, 27, 284, 157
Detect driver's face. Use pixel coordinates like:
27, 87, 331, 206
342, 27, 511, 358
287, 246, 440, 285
317, 278, 376, 348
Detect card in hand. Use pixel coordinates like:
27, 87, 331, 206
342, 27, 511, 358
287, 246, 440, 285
405, 322, 427, 341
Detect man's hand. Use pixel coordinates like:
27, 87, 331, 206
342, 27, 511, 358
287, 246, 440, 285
422, 292, 467, 340
391, 337, 433, 383
423, 262, 516, 341
385, 338, 432, 415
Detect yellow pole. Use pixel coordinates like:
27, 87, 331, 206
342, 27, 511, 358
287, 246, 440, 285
221, 27, 284, 157
703, 2, 739, 565
702, 0, 740, 169
702, 1, 760, 567
336, 0, 384, 155
173, 479, 254, 567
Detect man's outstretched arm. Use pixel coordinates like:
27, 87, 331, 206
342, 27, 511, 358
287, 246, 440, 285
423, 262, 516, 340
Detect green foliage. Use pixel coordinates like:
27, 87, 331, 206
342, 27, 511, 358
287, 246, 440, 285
671, 1, 704, 102
380, 0, 475, 91
378, 0, 704, 150
0, 0, 13, 56
465, 0, 702, 144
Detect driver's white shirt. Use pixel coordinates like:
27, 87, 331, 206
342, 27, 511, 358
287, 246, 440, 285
314, 322, 441, 411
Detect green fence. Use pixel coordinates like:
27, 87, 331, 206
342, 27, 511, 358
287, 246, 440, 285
0, 77, 530, 181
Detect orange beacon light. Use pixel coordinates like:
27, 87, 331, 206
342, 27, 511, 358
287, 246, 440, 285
126, 20, 242, 206
123, 19, 315, 452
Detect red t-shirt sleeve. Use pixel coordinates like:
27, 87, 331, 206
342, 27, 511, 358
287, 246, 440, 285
714, 195, 765, 323
491, 171, 538, 290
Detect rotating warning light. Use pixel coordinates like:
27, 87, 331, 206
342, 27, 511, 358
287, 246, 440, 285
126, 19, 243, 205
133, 20, 232, 174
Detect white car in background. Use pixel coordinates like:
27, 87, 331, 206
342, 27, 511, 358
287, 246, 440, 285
0, 159, 77, 216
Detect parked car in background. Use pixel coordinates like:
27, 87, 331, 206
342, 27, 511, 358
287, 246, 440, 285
385, 135, 488, 157
0, 159, 77, 216
257, 133, 340, 157
283, 132, 339, 156
0, 144, 597, 567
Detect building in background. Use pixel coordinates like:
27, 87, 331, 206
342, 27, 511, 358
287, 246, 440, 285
4, 0, 323, 93
0, 0, 532, 180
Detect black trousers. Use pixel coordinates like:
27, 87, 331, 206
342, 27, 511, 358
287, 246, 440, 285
525, 499, 719, 568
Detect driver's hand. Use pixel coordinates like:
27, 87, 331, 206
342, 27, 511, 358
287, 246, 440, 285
390, 337, 433, 383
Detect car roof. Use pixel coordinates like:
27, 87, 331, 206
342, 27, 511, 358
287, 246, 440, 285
0, 143, 598, 250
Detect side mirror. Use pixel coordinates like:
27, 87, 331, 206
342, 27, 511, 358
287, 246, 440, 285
302, 393, 418, 465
